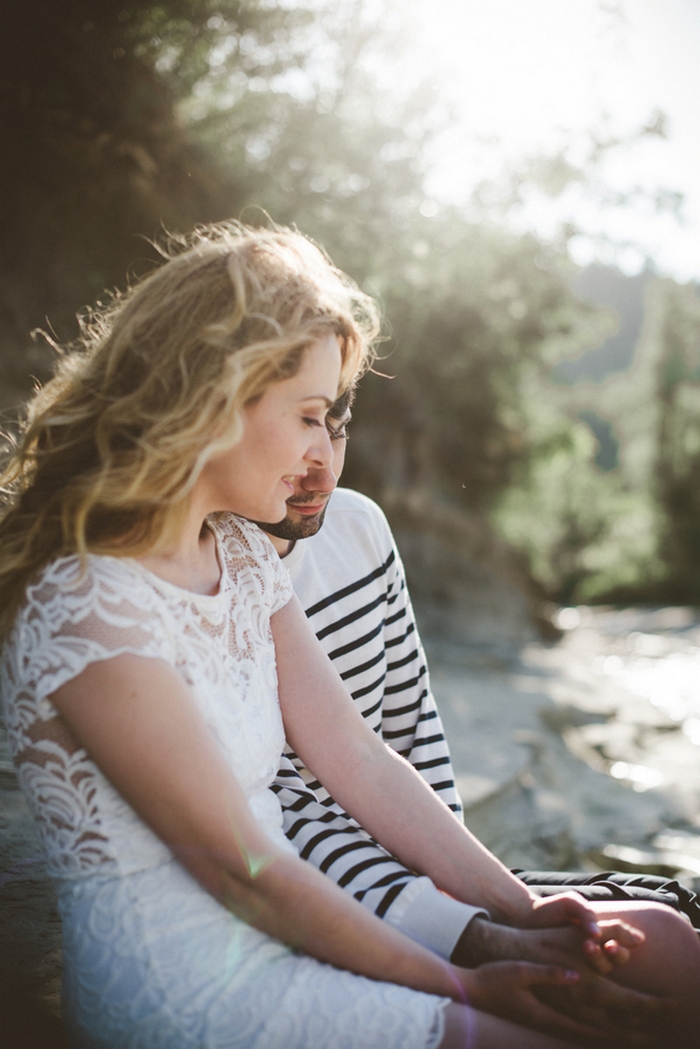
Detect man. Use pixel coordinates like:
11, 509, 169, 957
256, 390, 699, 972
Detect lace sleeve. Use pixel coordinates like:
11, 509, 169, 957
0, 554, 184, 881
5, 555, 177, 711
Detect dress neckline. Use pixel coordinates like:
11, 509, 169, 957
125, 522, 228, 604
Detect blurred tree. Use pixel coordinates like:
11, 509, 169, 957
0, 0, 320, 401
5, 0, 685, 609
342, 214, 606, 512
652, 281, 700, 598
0, 0, 441, 398
493, 401, 661, 604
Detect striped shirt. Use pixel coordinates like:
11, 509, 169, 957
273, 488, 486, 959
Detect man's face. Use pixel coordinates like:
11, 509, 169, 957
255, 408, 350, 543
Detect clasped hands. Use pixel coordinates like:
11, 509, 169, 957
448, 894, 675, 1045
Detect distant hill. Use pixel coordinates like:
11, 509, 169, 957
554, 264, 655, 384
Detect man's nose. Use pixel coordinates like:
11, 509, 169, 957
300, 463, 338, 494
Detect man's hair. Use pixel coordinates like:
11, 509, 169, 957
0, 222, 379, 639
328, 384, 355, 421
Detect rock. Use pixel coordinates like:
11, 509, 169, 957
432, 606, 700, 880
384, 489, 545, 654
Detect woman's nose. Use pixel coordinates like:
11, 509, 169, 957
307, 425, 333, 467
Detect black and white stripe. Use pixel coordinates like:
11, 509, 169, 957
273, 488, 462, 920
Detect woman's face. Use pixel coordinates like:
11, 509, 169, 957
198, 333, 342, 523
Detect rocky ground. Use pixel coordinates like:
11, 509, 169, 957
430, 605, 700, 878
2, 606, 700, 1047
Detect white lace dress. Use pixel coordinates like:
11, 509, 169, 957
1, 515, 448, 1049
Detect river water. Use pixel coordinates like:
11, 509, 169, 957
432, 604, 700, 877
558, 606, 700, 785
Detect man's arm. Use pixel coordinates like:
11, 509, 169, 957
274, 756, 419, 916
276, 494, 476, 955
274, 755, 486, 960
276, 596, 579, 926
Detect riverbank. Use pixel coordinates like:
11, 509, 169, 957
429, 605, 700, 878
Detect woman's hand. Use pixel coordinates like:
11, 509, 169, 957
456, 961, 605, 1042
582, 919, 646, 974
457, 961, 674, 1046
524, 890, 606, 937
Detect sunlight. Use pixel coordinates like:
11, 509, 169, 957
393, 0, 700, 280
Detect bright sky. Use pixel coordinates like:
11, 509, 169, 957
397, 0, 700, 281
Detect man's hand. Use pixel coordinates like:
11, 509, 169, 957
522, 892, 649, 974
453, 915, 644, 975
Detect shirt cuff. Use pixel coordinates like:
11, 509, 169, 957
382, 876, 489, 960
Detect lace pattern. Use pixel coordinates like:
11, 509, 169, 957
2, 514, 447, 1049
2, 515, 294, 878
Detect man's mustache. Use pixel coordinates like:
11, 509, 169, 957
286, 493, 331, 506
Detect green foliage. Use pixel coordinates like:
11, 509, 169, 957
0, 0, 436, 398
492, 275, 700, 605
493, 408, 663, 604
0, 0, 319, 398
652, 282, 700, 597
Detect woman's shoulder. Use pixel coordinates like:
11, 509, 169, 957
7, 553, 176, 684
211, 513, 277, 562
22, 552, 152, 620
1, 551, 188, 714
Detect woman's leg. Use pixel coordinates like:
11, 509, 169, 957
437, 1003, 575, 1049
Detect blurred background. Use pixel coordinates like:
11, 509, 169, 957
2, 0, 699, 627
3, 5, 700, 1042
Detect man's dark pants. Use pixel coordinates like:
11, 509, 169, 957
515, 869, 700, 928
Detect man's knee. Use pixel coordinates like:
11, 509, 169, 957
598, 900, 699, 958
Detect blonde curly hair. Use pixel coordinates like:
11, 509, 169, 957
0, 222, 379, 640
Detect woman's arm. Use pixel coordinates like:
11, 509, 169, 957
274, 596, 597, 933
50, 654, 460, 998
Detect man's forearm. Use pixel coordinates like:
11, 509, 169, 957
383, 876, 488, 959
275, 761, 485, 959
327, 740, 540, 925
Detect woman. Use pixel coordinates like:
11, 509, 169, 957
0, 224, 696, 1049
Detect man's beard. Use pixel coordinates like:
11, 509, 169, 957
253, 500, 330, 542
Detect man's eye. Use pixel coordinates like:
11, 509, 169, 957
327, 423, 349, 442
